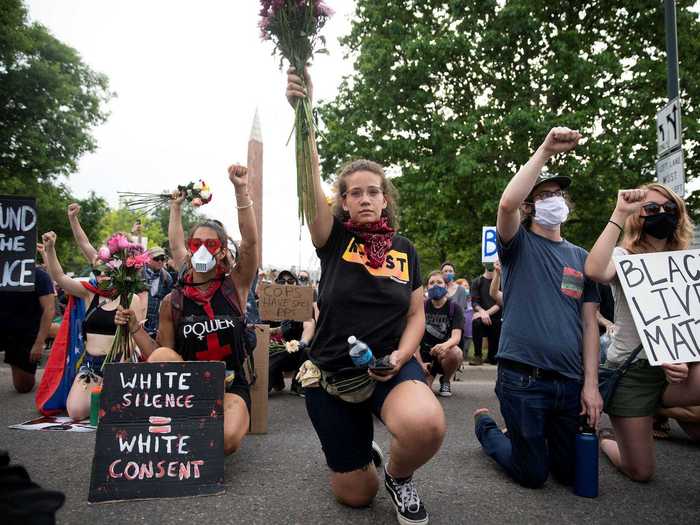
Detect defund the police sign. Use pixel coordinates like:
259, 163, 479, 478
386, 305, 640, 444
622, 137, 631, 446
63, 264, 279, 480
0, 196, 37, 291
613, 249, 700, 365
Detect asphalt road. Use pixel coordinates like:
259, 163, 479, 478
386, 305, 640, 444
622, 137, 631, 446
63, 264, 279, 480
1, 363, 698, 524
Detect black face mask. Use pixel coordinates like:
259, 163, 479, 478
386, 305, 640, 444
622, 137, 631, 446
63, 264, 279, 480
642, 212, 678, 240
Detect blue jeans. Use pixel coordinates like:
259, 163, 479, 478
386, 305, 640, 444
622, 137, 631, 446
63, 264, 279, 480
475, 365, 581, 488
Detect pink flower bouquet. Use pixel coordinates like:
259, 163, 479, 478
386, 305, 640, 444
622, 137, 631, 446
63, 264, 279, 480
259, 0, 333, 224
94, 234, 151, 367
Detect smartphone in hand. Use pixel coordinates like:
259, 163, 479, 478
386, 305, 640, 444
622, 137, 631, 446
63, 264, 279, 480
369, 355, 394, 374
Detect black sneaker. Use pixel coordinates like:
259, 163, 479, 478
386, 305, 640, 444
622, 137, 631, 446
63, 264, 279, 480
384, 466, 429, 525
371, 441, 384, 469
438, 380, 452, 397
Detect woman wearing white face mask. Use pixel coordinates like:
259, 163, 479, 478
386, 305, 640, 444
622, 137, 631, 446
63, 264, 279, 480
116, 164, 258, 457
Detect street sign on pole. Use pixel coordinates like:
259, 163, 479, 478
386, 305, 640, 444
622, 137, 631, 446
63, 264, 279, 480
656, 148, 684, 197
656, 97, 682, 157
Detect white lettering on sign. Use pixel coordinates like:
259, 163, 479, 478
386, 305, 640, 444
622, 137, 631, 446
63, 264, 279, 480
0, 204, 37, 232
614, 249, 700, 365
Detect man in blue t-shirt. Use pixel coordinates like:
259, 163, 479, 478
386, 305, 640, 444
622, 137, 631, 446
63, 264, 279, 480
473, 127, 603, 489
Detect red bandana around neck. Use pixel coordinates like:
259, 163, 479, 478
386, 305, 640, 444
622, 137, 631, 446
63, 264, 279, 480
182, 270, 225, 316
182, 270, 229, 360
82, 281, 116, 299
343, 217, 396, 269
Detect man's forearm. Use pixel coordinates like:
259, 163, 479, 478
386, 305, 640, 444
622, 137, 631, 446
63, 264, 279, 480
501, 146, 551, 210
582, 310, 600, 385
33, 309, 54, 348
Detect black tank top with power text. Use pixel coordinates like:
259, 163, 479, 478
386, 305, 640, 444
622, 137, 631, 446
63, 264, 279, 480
174, 289, 246, 378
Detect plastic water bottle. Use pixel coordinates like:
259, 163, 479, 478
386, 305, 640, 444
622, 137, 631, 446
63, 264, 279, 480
574, 422, 599, 498
90, 385, 103, 427
348, 336, 375, 368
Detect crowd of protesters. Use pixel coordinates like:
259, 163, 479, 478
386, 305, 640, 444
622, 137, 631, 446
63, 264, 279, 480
2, 81, 700, 525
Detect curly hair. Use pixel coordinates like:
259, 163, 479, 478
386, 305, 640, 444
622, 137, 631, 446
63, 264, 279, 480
622, 183, 694, 254
330, 159, 400, 229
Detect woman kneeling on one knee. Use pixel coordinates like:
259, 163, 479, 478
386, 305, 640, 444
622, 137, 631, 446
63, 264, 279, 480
585, 183, 700, 481
286, 68, 445, 525
117, 165, 258, 457
41, 231, 143, 420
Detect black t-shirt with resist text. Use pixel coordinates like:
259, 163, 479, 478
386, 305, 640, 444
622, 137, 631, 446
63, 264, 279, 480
311, 218, 422, 371
421, 299, 465, 349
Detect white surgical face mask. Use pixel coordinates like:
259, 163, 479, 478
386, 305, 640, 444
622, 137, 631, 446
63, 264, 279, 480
534, 196, 569, 229
191, 244, 216, 273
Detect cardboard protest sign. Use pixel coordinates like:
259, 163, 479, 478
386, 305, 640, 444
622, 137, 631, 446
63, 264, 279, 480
88, 362, 225, 503
0, 196, 37, 291
613, 249, 700, 365
258, 283, 314, 321
482, 226, 498, 263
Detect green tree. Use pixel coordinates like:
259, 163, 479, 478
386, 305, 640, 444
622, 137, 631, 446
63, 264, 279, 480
0, 0, 112, 185
318, 0, 700, 277
152, 205, 206, 242
97, 207, 167, 251
0, 0, 113, 272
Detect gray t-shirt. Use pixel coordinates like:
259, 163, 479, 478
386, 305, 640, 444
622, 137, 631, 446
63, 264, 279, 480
497, 226, 600, 380
606, 247, 645, 365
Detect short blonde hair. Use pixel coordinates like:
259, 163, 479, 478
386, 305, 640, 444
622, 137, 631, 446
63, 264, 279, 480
622, 182, 694, 254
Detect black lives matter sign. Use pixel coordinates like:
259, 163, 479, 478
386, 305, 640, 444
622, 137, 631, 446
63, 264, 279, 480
614, 249, 700, 365
88, 362, 225, 503
0, 196, 37, 291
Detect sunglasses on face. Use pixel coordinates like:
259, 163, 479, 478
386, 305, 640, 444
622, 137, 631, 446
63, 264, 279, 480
277, 277, 296, 285
152, 256, 166, 262
298, 276, 309, 282
642, 201, 678, 216
188, 238, 222, 255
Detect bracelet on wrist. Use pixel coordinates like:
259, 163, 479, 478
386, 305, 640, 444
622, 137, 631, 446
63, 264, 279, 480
608, 219, 624, 233
237, 200, 253, 210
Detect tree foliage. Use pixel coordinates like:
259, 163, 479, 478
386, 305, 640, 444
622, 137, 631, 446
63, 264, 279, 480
0, 0, 113, 272
318, 0, 700, 278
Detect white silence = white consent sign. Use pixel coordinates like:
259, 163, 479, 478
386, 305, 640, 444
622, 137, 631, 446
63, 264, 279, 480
613, 249, 700, 365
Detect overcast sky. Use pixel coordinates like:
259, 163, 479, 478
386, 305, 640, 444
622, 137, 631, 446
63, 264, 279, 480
26, 0, 356, 272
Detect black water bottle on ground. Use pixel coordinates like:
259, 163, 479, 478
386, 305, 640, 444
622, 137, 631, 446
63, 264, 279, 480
574, 419, 599, 498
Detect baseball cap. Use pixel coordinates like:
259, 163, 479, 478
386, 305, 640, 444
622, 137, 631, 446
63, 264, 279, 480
148, 247, 166, 258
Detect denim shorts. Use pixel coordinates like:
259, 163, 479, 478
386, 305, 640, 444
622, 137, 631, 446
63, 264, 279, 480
304, 357, 425, 473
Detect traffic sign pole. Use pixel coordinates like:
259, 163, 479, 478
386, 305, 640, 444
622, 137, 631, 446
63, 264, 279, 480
664, 0, 680, 100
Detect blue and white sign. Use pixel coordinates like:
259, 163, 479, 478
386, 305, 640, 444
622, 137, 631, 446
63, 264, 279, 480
481, 226, 498, 263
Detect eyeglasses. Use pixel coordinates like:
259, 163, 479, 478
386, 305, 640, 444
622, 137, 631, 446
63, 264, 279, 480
188, 238, 222, 255
342, 187, 384, 200
642, 201, 678, 216
277, 278, 296, 285
532, 190, 566, 202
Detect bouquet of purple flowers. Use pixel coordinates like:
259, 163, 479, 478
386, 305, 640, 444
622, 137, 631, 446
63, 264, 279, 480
259, 0, 334, 224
